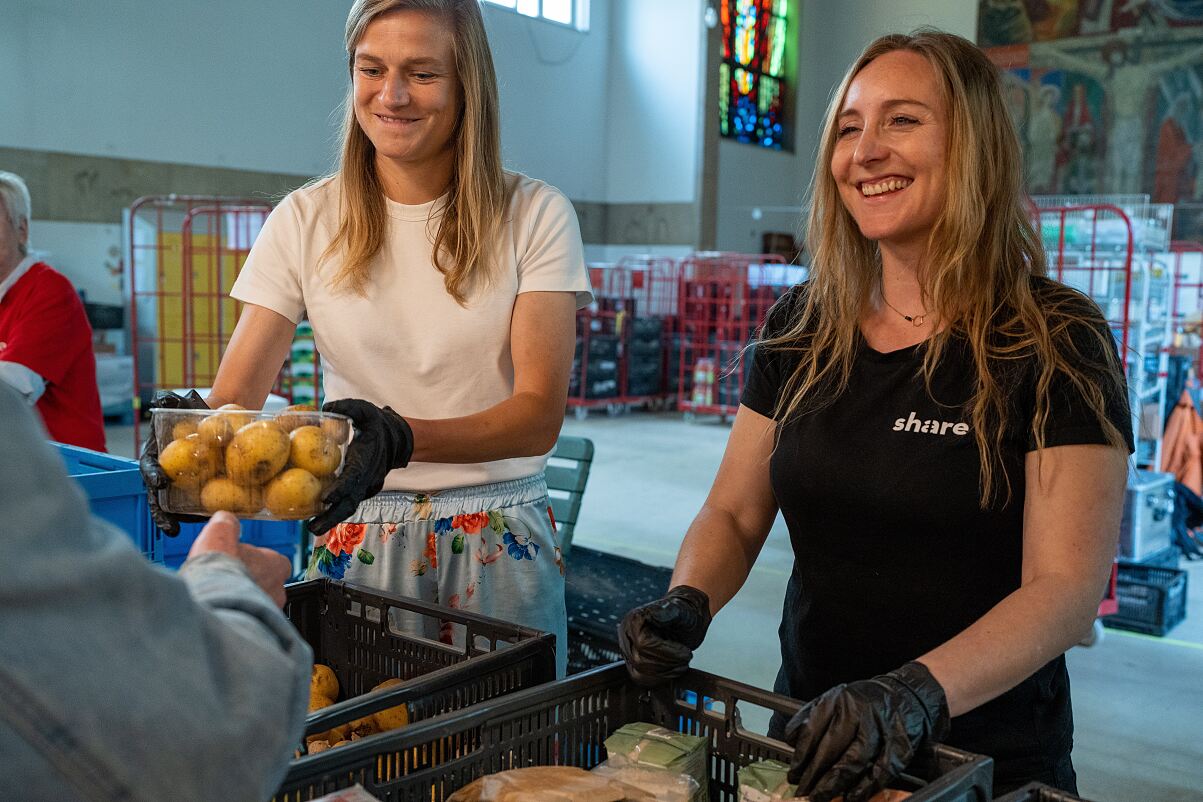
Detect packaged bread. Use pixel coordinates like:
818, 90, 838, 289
446, 766, 654, 801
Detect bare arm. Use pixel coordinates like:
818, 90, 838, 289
405, 290, 577, 463
918, 444, 1127, 716
670, 404, 781, 614
206, 304, 297, 409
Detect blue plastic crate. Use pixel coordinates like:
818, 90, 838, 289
166, 519, 301, 569
55, 443, 162, 563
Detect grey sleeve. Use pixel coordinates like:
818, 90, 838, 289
0, 382, 311, 802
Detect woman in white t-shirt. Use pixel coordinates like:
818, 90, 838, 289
145, 0, 590, 674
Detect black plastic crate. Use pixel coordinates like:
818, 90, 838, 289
993, 781, 1091, 801
1101, 563, 1188, 636
1119, 545, 1180, 570
628, 316, 664, 340
576, 334, 620, 361
565, 546, 673, 674
283, 580, 556, 747
275, 663, 993, 801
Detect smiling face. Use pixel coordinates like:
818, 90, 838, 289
830, 49, 949, 253
352, 9, 461, 180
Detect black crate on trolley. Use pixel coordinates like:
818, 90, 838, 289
994, 781, 1091, 801
283, 580, 556, 754
1101, 563, 1188, 636
274, 662, 994, 801
564, 545, 674, 674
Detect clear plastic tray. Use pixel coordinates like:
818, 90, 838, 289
151, 405, 350, 520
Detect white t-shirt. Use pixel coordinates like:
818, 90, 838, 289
229, 172, 592, 491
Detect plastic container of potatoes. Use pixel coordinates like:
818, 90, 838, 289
152, 404, 351, 520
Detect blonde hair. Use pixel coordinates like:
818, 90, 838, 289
0, 171, 31, 256
325, 0, 507, 303
764, 29, 1126, 505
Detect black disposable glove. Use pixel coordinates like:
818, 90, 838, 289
139, 390, 210, 536
784, 661, 951, 802
617, 585, 712, 686
307, 398, 414, 535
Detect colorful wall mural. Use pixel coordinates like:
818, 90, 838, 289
978, 1, 1203, 234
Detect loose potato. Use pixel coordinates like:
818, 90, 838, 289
330, 740, 352, 749
196, 404, 255, 447
307, 739, 331, 754
225, 421, 290, 485
289, 426, 342, 478
311, 664, 340, 702
264, 468, 322, 517
200, 477, 261, 515
371, 678, 410, 732
308, 689, 335, 713
159, 434, 221, 489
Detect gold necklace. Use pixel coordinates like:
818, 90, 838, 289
881, 293, 928, 327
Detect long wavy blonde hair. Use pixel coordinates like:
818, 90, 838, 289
324, 0, 507, 303
765, 29, 1127, 505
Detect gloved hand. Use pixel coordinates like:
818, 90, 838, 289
139, 390, 211, 536
784, 661, 951, 802
617, 585, 712, 686
307, 398, 414, 535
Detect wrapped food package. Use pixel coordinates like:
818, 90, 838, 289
738, 759, 799, 801
592, 756, 699, 802
446, 766, 655, 802
602, 723, 708, 802
738, 760, 913, 802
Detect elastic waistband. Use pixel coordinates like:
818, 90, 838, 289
355, 473, 548, 516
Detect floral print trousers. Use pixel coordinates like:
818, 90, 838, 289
306, 474, 567, 677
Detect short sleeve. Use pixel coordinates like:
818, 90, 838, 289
229, 193, 307, 324
1028, 293, 1135, 454
514, 185, 592, 309
741, 285, 805, 419
2, 270, 91, 385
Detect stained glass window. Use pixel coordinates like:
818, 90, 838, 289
719, 0, 790, 150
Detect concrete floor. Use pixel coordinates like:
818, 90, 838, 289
104, 415, 1203, 801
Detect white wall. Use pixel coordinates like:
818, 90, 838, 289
0, 0, 348, 176
715, 0, 980, 252
603, 0, 705, 205
0, 0, 616, 196
486, 2, 612, 200
27, 221, 124, 306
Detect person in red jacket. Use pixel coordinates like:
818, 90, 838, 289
0, 171, 105, 451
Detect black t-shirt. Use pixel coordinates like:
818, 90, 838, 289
742, 278, 1133, 786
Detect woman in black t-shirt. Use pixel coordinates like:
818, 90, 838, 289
617, 29, 1131, 801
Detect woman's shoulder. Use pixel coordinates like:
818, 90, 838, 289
1027, 274, 1107, 323
504, 172, 573, 217
274, 175, 340, 222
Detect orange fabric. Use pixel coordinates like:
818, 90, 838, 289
1162, 389, 1203, 496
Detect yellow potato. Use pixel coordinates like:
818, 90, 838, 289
197, 404, 255, 447
225, 421, 290, 485
200, 477, 261, 515
349, 715, 378, 738
308, 689, 334, 713
331, 740, 351, 749
307, 739, 331, 754
159, 434, 221, 489
370, 678, 410, 732
264, 468, 322, 517
170, 418, 199, 441
289, 426, 342, 478
277, 403, 320, 432
311, 664, 339, 702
